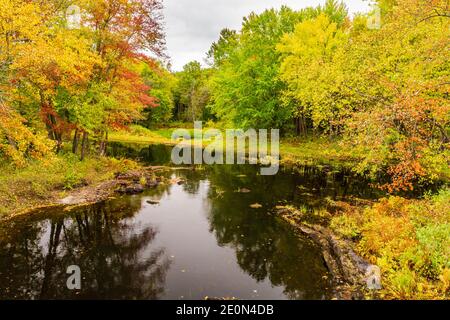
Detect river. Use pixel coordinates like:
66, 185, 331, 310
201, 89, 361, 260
0, 143, 382, 300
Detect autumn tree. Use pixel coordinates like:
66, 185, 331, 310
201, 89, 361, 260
274, 0, 449, 190
72, 0, 165, 156
345, 0, 450, 191
277, 14, 349, 136
0, 0, 84, 162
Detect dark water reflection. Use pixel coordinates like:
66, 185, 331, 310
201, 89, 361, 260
0, 144, 382, 300
0, 199, 169, 299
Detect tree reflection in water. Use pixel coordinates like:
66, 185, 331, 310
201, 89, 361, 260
0, 147, 381, 300
201, 166, 334, 300
0, 198, 171, 300
151, 166, 337, 299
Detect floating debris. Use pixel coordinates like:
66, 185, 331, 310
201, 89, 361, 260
250, 203, 263, 209
170, 178, 186, 185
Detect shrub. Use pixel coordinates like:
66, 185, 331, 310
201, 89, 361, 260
356, 189, 450, 299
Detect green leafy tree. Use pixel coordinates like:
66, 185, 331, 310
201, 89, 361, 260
173, 61, 213, 122
277, 14, 349, 135
140, 62, 177, 127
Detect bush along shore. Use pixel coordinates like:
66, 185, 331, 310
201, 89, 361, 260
275, 187, 449, 300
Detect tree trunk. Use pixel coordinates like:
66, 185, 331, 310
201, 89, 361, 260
102, 131, 109, 156
295, 117, 300, 136
47, 113, 62, 153
81, 132, 88, 161
295, 116, 307, 137
72, 128, 79, 154
98, 131, 108, 157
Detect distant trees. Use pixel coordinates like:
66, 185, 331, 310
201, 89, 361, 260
172, 61, 213, 122
208, 6, 306, 129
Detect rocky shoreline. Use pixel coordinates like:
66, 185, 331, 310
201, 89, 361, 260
1, 168, 174, 221
57, 169, 161, 207
275, 206, 381, 300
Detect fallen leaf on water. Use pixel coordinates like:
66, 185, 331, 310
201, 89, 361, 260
250, 203, 263, 209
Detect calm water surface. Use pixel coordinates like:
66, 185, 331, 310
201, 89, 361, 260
0, 144, 382, 300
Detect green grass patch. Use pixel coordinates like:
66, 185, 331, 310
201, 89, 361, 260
0, 154, 139, 217
110, 125, 365, 166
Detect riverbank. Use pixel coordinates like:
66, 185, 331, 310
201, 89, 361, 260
0, 154, 143, 218
276, 189, 449, 300
109, 125, 367, 166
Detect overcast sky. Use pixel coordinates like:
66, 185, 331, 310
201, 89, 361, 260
163, 0, 374, 71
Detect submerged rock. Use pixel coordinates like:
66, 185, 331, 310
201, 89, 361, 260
117, 184, 144, 195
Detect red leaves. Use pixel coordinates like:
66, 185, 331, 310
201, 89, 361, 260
40, 104, 74, 135
84, 0, 165, 56
378, 83, 448, 192
117, 68, 155, 107
82, 0, 165, 129
138, 93, 158, 108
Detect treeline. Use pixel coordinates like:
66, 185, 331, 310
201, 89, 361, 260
1, 0, 449, 192
156, 0, 449, 191
0, 0, 165, 164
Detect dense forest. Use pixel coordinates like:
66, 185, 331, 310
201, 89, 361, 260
1, 0, 448, 191
0, 0, 449, 300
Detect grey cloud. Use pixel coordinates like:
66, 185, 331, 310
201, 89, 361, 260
163, 0, 372, 71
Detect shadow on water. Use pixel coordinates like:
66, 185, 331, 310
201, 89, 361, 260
0, 143, 384, 300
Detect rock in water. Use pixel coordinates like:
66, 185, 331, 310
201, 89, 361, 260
117, 184, 144, 195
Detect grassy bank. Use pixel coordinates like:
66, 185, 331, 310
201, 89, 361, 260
0, 154, 139, 217
109, 125, 175, 145
109, 125, 366, 166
